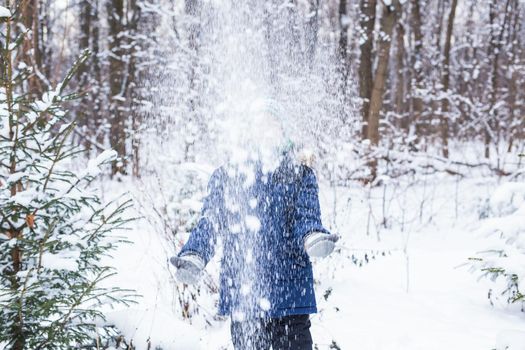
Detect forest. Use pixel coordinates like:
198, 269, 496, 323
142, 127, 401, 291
1, 0, 524, 349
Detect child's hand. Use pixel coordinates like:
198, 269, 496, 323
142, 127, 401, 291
170, 254, 205, 285
304, 232, 339, 258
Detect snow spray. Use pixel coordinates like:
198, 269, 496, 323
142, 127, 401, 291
138, 0, 356, 344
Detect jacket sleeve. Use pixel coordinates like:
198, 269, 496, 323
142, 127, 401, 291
292, 166, 330, 241
178, 168, 225, 265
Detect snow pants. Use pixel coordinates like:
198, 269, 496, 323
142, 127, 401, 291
230, 314, 313, 350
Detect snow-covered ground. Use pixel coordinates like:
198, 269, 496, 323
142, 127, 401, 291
104, 176, 525, 350
313, 227, 524, 350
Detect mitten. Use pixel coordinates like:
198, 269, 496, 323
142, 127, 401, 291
304, 232, 339, 258
170, 253, 205, 285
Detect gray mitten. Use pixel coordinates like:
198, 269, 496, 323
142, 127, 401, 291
304, 232, 339, 258
170, 253, 205, 285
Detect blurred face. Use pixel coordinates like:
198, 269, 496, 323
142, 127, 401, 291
252, 112, 285, 153
218, 97, 288, 171
227, 110, 285, 172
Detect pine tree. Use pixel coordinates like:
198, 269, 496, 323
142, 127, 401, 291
1, 6, 133, 349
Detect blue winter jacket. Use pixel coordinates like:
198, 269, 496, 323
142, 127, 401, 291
178, 159, 330, 318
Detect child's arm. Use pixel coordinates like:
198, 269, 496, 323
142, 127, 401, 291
293, 166, 330, 238
293, 166, 338, 258
172, 168, 225, 283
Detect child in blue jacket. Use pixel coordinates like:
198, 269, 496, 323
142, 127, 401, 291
171, 113, 337, 350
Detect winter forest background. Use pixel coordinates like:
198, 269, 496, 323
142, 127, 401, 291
1, 0, 525, 349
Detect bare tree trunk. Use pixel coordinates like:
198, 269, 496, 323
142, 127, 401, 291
359, 0, 377, 139
485, 0, 512, 159
306, 0, 320, 66
430, 0, 445, 143
485, 1, 496, 159
92, 0, 104, 145
3, 15, 24, 350
506, 0, 521, 153
367, 0, 401, 180
440, 0, 458, 159
32, 0, 42, 74
108, 0, 127, 175
339, 0, 349, 77
338, 0, 351, 116
395, 22, 406, 131
410, 0, 424, 138
77, 0, 92, 150
19, 0, 43, 94
40, 0, 53, 78
128, 0, 142, 177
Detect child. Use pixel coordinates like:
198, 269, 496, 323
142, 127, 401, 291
171, 108, 337, 350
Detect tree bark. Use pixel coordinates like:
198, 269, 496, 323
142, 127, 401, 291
339, 0, 349, 76
506, 0, 521, 153
19, 0, 43, 94
367, 0, 401, 180
410, 0, 424, 138
485, 0, 512, 159
77, 0, 92, 149
41, 0, 53, 78
359, 0, 377, 139
338, 0, 351, 114
92, 0, 104, 145
108, 0, 127, 175
4, 16, 24, 350
440, 0, 458, 159
128, 0, 142, 177
395, 22, 406, 131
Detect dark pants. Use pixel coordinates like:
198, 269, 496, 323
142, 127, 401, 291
231, 314, 313, 350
